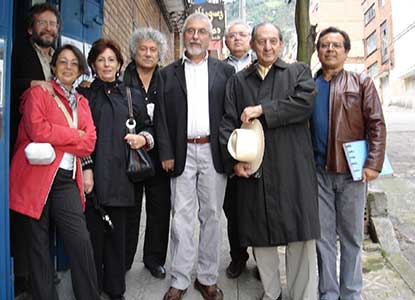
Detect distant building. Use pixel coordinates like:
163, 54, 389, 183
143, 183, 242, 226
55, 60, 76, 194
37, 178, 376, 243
390, 0, 415, 108
361, 0, 394, 105
310, 0, 365, 74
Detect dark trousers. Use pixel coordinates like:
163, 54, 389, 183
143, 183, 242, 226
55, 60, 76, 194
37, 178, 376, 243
25, 169, 100, 300
85, 204, 128, 298
125, 171, 171, 269
10, 210, 30, 294
223, 177, 249, 262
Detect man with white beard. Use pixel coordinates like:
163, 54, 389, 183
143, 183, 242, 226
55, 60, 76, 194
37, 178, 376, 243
155, 12, 235, 300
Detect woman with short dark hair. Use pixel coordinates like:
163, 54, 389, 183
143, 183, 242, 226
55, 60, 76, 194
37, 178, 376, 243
79, 38, 153, 300
9, 44, 100, 300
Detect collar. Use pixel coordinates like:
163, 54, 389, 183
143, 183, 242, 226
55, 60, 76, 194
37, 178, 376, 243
244, 58, 288, 78
54, 78, 77, 97
182, 51, 209, 65
31, 40, 54, 58
314, 68, 345, 81
228, 51, 251, 62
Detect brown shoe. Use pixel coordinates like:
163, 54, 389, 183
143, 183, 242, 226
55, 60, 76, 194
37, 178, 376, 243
162, 287, 187, 300
194, 279, 223, 300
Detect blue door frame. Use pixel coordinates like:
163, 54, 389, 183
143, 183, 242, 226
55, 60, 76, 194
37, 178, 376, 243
0, 0, 14, 298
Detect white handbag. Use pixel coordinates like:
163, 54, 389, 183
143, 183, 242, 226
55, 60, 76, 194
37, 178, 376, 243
24, 142, 56, 165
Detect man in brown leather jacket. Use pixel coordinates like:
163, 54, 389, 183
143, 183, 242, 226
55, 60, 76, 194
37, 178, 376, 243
311, 27, 386, 300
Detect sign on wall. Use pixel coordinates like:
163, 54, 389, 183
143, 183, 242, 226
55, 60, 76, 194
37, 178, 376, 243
189, 3, 225, 40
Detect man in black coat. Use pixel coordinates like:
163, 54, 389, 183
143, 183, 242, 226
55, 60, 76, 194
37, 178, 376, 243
220, 22, 319, 300
10, 3, 61, 296
155, 13, 234, 300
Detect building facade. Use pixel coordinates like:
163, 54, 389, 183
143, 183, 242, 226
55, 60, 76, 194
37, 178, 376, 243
390, 0, 415, 108
310, 0, 365, 74
361, 0, 394, 105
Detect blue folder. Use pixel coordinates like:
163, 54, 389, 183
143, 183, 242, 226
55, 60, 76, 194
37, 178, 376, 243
342, 140, 394, 181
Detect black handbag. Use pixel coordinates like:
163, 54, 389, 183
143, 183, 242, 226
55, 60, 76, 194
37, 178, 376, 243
125, 87, 155, 182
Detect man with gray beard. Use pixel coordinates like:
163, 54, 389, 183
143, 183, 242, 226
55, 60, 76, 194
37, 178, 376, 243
155, 12, 234, 300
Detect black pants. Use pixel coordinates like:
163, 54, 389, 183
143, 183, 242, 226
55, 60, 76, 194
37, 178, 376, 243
26, 169, 100, 300
223, 177, 249, 262
125, 171, 171, 269
85, 203, 129, 298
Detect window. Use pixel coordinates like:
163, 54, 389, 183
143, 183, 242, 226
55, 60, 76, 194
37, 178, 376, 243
368, 62, 378, 78
366, 31, 377, 56
364, 5, 376, 25
380, 21, 389, 64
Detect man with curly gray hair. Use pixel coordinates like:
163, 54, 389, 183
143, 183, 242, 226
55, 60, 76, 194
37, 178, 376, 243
123, 27, 171, 280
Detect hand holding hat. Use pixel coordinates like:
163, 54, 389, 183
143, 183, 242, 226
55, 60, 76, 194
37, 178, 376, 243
227, 118, 265, 176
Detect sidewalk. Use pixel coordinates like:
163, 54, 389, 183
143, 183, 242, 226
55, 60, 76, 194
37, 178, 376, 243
122, 206, 415, 300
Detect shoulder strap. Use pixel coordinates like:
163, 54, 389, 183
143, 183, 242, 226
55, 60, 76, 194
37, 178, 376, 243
52, 94, 75, 128
126, 86, 134, 119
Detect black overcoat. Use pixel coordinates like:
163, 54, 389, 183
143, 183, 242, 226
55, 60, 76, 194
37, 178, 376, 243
79, 79, 152, 207
11, 38, 48, 150
220, 59, 320, 246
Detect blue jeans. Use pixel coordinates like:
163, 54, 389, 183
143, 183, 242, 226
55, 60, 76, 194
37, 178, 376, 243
316, 167, 366, 300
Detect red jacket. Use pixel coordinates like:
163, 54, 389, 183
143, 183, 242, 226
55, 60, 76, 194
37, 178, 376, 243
10, 80, 96, 219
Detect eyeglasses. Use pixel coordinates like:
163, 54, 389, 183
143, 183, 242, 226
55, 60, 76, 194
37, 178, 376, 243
227, 31, 250, 39
57, 59, 79, 68
185, 28, 209, 36
35, 20, 58, 29
320, 42, 344, 50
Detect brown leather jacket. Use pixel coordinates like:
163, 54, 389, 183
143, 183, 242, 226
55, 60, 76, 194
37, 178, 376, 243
316, 69, 386, 173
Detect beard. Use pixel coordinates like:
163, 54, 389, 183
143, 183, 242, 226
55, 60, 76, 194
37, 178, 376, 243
185, 41, 207, 57
31, 31, 57, 48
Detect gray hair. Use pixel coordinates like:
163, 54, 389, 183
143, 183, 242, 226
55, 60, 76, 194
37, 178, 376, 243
128, 27, 168, 62
182, 13, 213, 37
251, 22, 283, 43
225, 19, 251, 37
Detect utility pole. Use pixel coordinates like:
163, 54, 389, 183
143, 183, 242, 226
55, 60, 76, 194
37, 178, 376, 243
239, 0, 246, 22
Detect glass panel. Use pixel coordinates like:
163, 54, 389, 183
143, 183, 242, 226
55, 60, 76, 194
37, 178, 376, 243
0, 38, 5, 109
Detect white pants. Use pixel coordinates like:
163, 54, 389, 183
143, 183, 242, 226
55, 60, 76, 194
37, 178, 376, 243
169, 143, 227, 289
253, 240, 318, 300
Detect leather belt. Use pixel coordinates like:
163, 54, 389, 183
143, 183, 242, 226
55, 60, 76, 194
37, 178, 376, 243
187, 136, 210, 144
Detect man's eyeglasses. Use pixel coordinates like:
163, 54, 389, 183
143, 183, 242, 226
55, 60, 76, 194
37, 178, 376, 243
227, 32, 250, 39
185, 28, 209, 36
35, 20, 58, 29
320, 42, 344, 50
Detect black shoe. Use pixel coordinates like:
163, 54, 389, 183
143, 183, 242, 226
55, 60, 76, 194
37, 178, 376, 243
110, 295, 125, 300
145, 264, 166, 279
226, 259, 247, 278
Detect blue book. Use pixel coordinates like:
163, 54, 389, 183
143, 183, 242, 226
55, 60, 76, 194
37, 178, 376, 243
343, 140, 393, 181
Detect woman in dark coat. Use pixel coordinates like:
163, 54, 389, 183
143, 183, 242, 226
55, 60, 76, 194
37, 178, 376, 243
79, 39, 153, 300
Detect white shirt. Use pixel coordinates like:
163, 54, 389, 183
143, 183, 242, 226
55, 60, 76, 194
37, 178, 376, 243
183, 52, 210, 138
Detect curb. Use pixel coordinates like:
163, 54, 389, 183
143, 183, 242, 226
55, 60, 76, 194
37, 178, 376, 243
368, 191, 415, 293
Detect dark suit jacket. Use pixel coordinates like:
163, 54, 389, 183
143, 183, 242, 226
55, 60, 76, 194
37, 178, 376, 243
155, 56, 235, 177
11, 38, 47, 151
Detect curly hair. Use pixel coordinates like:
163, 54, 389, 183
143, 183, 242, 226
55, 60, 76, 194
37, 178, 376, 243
128, 27, 168, 62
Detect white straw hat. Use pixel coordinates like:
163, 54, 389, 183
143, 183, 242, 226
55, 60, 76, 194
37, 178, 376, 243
227, 119, 265, 175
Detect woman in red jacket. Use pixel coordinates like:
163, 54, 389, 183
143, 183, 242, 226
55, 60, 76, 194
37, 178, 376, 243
9, 44, 100, 300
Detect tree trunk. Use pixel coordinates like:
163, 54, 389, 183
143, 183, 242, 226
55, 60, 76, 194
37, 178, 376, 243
295, 0, 316, 65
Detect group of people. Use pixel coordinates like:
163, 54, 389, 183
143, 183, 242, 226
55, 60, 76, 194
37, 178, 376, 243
9, 3, 386, 300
